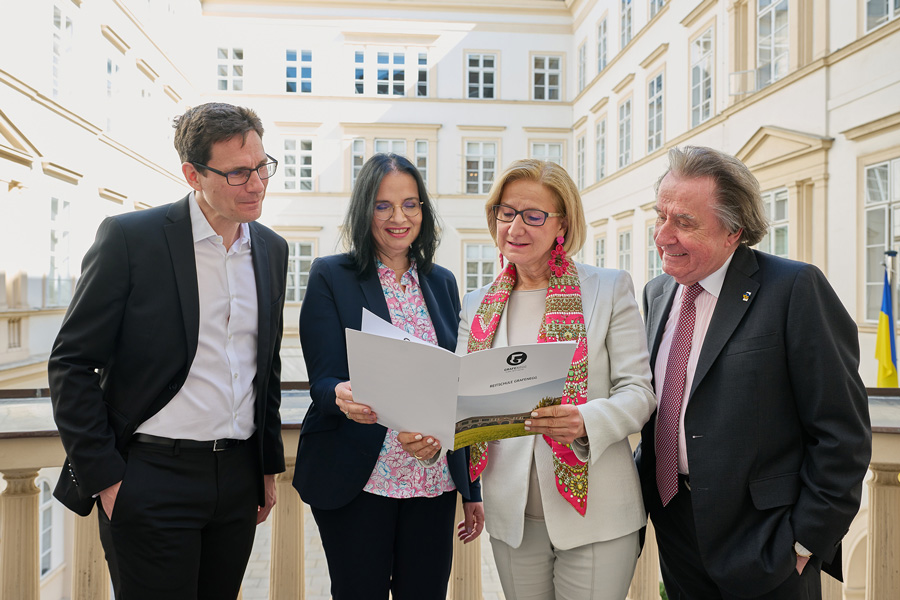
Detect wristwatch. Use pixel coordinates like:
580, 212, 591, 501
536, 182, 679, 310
794, 541, 813, 558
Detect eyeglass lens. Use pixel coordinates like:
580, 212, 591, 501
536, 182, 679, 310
493, 205, 548, 226
225, 162, 278, 185
373, 200, 422, 220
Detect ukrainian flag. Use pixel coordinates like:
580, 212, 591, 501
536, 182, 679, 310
876, 268, 898, 387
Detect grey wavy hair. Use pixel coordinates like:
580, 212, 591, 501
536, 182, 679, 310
656, 146, 769, 246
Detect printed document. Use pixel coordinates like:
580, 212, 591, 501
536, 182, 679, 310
347, 309, 576, 450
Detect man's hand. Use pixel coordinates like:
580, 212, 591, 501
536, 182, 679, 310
99, 481, 122, 519
257, 474, 277, 524
457, 501, 485, 544
524, 404, 586, 445
796, 554, 810, 575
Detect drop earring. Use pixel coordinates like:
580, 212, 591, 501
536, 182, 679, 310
548, 235, 568, 277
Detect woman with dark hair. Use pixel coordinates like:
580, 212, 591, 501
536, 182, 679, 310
292, 153, 483, 599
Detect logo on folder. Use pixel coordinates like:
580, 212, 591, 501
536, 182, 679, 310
506, 351, 528, 366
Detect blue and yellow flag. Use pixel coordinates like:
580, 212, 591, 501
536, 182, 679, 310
876, 268, 898, 387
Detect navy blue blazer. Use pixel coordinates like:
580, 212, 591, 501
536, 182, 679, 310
293, 253, 481, 509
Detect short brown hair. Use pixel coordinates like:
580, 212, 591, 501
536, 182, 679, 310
173, 103, 264, 166
484, 159, 587, 257
656, 146, 768, 246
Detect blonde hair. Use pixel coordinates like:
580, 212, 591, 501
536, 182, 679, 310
484, 159, 587, 257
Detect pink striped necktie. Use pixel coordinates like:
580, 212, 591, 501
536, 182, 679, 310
656, 282, 703, 506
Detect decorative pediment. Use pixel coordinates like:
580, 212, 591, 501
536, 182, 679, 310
0, 108, 41, 167
735, 126, 832, 171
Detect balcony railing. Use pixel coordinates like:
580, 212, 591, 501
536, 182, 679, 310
1, 387, 897, 600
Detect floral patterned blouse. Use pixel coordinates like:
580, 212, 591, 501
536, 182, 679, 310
362, 260, 457, 498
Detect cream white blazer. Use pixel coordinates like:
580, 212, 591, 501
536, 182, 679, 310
457, 263, 656, 550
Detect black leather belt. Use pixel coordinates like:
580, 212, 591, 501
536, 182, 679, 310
131, 433, 246, 452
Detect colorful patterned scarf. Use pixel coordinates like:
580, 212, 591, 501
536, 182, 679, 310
466, 260, 589, 515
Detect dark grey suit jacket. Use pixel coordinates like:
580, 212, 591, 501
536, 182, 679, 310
636, 244, 870, 596
49, 195, 288, 515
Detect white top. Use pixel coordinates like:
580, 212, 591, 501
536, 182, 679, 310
653, 252, 734, 474
136, 192, 259, 441
507, 288, 548, 520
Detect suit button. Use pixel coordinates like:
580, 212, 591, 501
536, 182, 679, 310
168, 383, 178, 391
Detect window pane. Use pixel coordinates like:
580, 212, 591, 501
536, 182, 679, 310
867, 164, 890, 203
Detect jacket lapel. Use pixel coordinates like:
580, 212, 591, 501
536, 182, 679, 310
360, 270, 391, 322
418, 271, 453, 351
164, 196, 199, 365
690, 245, 760, 395
648, 277, 679, 369
250, 223, 272, 378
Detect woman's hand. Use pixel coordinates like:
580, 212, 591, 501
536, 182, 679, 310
523, 404, 586, 445
334, 381, 377, 424
397, 431, 441, 460
457, 502, 484, 544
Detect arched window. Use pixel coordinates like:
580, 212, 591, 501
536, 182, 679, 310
39, 480, 54, 576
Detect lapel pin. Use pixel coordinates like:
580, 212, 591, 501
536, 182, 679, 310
742, 291, 751, 302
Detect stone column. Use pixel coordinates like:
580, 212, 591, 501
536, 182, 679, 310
71, 510, 110, 600
628, 518, 660, 600
821, 570, 842, 600
866, 463, 900, 600
447, 495, 481, 600
0, 469, 40, 600
269, 459, 304, 599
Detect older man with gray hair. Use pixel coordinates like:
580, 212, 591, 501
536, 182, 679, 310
636, 146, 870, 599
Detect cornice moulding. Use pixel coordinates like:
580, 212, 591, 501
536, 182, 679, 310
612, 73, 635, 94
681, 0, 718, 28
41, 161, 82, 185
101, 25, 130, 55
589, 97, 609, 113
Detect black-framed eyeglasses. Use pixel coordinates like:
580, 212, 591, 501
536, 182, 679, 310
492, 204, 563, 227
373, 199, 423, 221
192, 154, 278, 186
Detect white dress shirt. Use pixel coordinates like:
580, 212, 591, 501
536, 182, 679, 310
136, 192, 259, 441
654, 252, 735, 474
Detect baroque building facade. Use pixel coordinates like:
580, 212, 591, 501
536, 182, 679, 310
0, 1, 896, 598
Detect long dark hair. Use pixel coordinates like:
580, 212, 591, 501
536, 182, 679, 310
341, 153, 440, 276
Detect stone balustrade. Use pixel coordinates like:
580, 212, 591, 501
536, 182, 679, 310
0, 388, 898, 599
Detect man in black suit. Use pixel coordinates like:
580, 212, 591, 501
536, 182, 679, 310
636, 146, 870, 599
49, 102, 288, 600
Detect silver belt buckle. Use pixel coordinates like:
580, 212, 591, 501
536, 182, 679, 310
213, 439, 224, 452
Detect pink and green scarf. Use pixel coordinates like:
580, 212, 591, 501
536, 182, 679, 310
466, 259, 589, 515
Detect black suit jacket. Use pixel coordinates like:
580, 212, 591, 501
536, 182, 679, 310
292, 253, 481, 509
49, 195, 288, 516
636, 245, 870, 596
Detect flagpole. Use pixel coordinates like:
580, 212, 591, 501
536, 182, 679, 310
888, 250, 897, 341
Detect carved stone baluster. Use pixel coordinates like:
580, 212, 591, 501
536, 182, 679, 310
270, 458, 304, 599
447, 494, 482, 600
866, 463, 900, 600
628, 517, 660, 600
71, 509, 110, 600
0, 469, 40, 600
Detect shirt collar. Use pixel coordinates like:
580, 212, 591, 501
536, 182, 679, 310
188, 191, 251, 248
376, 258, 419, 285
690, 250, 735, 299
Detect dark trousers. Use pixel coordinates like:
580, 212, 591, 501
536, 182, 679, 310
311, 490, 458, 600
97, 440, 260, 600
649, 476, 822, 600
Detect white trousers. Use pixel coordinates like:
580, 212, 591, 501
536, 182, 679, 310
489, 516, 640, 600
